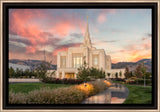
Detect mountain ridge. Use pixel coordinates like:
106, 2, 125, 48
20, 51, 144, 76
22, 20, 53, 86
9, 58, 151, 72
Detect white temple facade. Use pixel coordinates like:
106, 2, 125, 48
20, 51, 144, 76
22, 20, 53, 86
56, 17, 125, 79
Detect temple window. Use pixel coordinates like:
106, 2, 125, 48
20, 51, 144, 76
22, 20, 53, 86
60, 56, 66, 68
72, 53, 83, 68
93, 55, 99, 68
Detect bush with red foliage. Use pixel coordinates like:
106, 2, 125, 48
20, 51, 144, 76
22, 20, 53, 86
43, 77, 83, 84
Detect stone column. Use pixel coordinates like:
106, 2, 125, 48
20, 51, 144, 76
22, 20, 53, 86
62, 71, 65, 79
57, 54, 60, 68
74, 72, 77, 79
56, 71, 59, 78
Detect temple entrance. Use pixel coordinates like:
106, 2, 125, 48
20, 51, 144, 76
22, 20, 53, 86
59, 73, 62, 79
65, 73, 75, 79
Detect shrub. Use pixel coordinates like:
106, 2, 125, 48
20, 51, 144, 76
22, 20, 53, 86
103, 80, 111, 87
9, 67, 37, 78
134, 79, 152, 85
129, 77, 137, 80
43, 77, 83, 85
125, 80, 135, 84
27, 86, 86, 104
9, 80, 110, 104
111, 78, 125, 82
9, 90, 27, 104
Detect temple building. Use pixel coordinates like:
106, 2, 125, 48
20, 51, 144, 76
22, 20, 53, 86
56, 17, 125, 79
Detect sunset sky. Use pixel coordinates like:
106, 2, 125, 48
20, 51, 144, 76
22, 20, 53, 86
9, 9, 152, 64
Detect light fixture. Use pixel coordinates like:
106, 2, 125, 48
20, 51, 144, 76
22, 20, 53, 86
84, 81, 87, 87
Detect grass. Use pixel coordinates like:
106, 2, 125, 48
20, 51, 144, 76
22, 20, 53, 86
112, 80, 152, 104
123, 84, 152, 104
9, 83, 71, 93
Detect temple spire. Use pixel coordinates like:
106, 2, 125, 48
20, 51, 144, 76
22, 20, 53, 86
83, 15, 92, 48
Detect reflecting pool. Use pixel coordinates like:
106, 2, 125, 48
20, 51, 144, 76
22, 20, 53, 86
82, 83, 129, 104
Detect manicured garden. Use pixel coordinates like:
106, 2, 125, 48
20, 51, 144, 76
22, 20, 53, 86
9, 80, 111, 104
9, 61, 152, 104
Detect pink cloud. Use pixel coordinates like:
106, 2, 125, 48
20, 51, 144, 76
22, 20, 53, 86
9, 9, 86, 54
97, 14, 107, 23
97, 9, 116, 23
26, 46, 37, 54
52, 43, 81, 56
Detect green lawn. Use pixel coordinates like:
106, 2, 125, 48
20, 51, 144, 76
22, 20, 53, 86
9, 83, 71, 93
123, 84, 152, 104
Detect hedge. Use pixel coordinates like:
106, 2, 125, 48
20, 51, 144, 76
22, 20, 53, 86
9, 80, 111, 104
134, 79, 152, 85
42, 77, 83, 84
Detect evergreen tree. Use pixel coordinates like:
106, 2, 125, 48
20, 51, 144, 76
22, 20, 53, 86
135, 63, 143, 78
107, 73, 111, 78
124, 66, 130, 79
115, 72, 118, 78
9, 67, 15, 78
119, 71, 122, 78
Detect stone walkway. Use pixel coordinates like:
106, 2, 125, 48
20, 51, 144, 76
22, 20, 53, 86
82, 83, 129, 104
9, 78, 41, 84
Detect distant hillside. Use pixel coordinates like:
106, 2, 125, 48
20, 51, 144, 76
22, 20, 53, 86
112, 59, 151, 72
9, 59, 57, 70
9, 58, 151, 72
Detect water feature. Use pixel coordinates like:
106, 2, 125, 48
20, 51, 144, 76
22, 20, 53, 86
82, 83, 129, 104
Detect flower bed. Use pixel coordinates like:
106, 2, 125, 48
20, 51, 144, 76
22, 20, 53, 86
9, 80, 110, 104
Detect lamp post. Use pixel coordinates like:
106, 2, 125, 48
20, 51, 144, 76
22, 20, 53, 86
84, 81, 87, 87
144, 75, 146, 87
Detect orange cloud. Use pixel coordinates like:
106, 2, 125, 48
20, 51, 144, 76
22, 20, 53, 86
52, 44, 81, 56
52, 47, 68, 56
128, 50, 151, 62
9, 9, 86, 54
110, 40, 151, 63
9, 9, 49, 53
26, 46, 37, 54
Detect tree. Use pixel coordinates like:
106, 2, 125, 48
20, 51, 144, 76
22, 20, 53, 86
115, 72, 118, 79
141, 62, 147, 78
107, 73, 111, 78
98, 69, 105, 79
77, 57, 105, 81
77, 56, 91, 81
135, 63, 143, 78
35, 61, 55, 88
9, 67, 15, 78
130, 71, 133, 77
15, 68, 23, 78
119, 71, 122, 78
77, 62, 90, 81
124, 66, 130, 79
